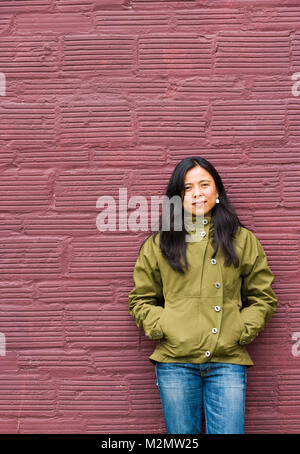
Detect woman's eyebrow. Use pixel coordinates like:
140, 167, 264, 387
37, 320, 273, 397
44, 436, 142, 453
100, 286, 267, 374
184, 179, 211, 185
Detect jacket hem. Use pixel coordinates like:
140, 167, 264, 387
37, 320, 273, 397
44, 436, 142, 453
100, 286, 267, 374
149, 349, 254, 367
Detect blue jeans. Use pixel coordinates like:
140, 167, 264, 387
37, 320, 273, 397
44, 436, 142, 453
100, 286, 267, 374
155, 362, 246, 434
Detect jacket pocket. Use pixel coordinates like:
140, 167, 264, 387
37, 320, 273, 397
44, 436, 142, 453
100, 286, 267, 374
216, 304, 246, 354
237, 308, 246, 335
155, 298, 204, 357
155, 310, 166, 337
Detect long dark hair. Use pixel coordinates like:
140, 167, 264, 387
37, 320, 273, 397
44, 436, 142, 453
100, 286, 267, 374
150, 157, 245, 273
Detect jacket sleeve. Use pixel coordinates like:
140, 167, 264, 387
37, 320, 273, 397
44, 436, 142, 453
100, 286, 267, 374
239, 230, 278, 346
128, 235, 165, 340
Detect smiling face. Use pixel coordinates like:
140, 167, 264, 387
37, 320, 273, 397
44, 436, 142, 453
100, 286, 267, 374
182, 165, 219, 216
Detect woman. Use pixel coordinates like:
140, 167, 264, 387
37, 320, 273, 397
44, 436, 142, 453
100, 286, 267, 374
128, 157, 277, 434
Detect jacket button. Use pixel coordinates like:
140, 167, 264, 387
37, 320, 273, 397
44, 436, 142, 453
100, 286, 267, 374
211, 259, 217, 265
214, 305, 221, 312
215, 282, 221, 288
205, 351, 210, 357
212, 328, 218, 334
202, 219, 208, 225
200, 231, 206, 237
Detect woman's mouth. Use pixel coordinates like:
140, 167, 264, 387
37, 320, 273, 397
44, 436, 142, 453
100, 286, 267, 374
193, 201, 206, 205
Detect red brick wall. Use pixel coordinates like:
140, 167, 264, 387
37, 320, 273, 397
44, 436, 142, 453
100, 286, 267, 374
0, 0, 299, 434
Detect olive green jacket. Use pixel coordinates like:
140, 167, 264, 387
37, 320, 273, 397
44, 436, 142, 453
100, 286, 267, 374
128, 214, 277, 366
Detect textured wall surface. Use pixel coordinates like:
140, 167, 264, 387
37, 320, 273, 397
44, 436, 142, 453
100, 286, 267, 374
0, 0, 300, 434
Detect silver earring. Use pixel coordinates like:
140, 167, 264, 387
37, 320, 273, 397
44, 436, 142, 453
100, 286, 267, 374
216, 197, 220, 204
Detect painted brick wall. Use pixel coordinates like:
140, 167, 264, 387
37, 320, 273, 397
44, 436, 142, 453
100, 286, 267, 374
0, 0, 299, 434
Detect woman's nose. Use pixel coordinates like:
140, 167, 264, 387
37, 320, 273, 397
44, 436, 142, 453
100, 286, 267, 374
193, 185, 203, 198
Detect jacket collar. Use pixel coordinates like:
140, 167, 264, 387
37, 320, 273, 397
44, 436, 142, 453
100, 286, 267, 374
184, 212, 214, 237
